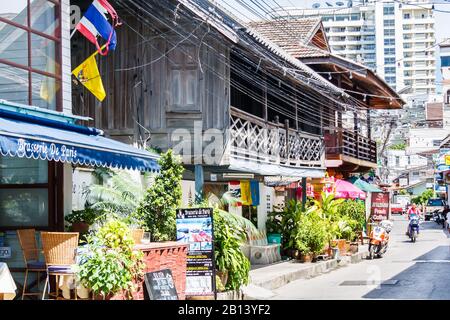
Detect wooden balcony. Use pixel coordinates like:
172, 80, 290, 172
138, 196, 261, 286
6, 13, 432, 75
229, 107, 325, 169
324, 130, 378, 170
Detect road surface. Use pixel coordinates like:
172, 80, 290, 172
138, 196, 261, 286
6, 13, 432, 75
271, 215, 450, 300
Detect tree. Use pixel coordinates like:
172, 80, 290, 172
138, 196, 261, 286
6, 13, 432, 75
137, 150, 184, 241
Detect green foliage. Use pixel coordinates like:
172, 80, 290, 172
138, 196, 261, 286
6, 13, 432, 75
213, 208, 251, 291
85, 170, 148, 227
295, 212, 327, 256
215, 275, 226, 292
265, 211, 283, 235
411, 189, 436, 205
398, 189, 409, 196
65, 208, 99, 226
337, 199, 366, 232
389, 142, 406, 150
336, 215, 358, 241
77, 219, 145, 298
137, 150, 184, 242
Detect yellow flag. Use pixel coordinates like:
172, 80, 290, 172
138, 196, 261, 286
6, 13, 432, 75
72, 51, 106, 102
240, 181, 252, 206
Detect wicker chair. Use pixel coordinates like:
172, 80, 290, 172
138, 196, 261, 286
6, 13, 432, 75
130, 229, 144, 244
17, 229, 46, 300
40, 232, 79, 300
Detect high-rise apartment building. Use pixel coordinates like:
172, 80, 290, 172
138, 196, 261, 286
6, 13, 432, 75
275, 0, 436, 95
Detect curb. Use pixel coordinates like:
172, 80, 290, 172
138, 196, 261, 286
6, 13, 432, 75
246, 248, 369, 295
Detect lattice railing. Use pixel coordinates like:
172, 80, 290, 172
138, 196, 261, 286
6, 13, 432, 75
229, 107, 325, 168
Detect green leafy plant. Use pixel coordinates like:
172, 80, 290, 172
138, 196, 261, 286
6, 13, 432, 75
84, 170, 149, 227
265, 211, 283, 235
65, 208, 99, 226
337, 199, 366, 233
295, 211, 327, 256
137, 150, 184, 241
336, 216, 358, 242
213, 208, 251, 291
77, 219, 145, 299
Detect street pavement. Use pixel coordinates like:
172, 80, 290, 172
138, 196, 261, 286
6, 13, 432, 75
271, 215, 450, 300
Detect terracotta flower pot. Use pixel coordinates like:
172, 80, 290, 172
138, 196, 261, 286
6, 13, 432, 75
299, 253, 312, 263
349, 242, 359, 254
71, 221, 90, 234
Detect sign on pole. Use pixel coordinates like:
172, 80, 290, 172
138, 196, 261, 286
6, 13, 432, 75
176, 208, 216, 299
370, 192, 390, 222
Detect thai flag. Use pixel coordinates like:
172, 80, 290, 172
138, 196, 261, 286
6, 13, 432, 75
76, 0, 119, 55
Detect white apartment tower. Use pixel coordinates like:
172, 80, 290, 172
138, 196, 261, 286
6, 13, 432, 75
276, 0, 436, 95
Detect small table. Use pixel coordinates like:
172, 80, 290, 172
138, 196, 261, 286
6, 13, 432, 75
0, 262, 17, 300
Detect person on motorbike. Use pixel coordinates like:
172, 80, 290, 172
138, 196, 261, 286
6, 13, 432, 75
406, 204, 421, 235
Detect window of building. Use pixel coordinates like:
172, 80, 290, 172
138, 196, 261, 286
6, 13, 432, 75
365, 53, 376, 60
384, 48, 396, 55
364, 35, 375, 41
168, 45, 200, 112
384, 19, 395, 27
335, 15, 347, 21
441, 56, 450, 68
384, 39, 395, 46
385, 57, 395, 64
384, 6, 395, 15
384, 29, 395, 36
0, 157, 52, 228
385, 67, 396, 74
386, 76, 396, 84
363, 44, 375, 50
350, 13, 360, 21
0, 0, 61, 111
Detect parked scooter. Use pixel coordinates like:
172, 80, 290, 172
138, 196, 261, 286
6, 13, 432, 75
407, 215, 420, 242
433, 209, 446, 228
368, 220, 393, 260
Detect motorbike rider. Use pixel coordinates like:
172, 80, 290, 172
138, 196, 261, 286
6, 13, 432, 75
406, 204, 421, 235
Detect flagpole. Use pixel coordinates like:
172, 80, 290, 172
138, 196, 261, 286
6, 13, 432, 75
70, 28, 77, 39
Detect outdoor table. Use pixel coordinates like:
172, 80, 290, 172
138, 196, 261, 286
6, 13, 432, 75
0, 262, 17, 300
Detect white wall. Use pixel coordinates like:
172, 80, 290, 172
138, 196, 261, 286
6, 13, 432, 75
61, 0, 72, 114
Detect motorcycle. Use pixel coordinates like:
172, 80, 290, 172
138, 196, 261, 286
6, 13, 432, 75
407, 216, 420, 242
368, 220, 393, 260
433, 209, 445, 227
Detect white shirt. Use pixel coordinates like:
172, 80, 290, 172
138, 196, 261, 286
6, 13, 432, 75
447, 212, 450, 222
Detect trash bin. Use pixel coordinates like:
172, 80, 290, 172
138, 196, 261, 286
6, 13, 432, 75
267, 233, 282, 255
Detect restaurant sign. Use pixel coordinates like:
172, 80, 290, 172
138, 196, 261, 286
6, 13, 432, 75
176, 208, 216, 298
0, 247, 11, 259
370, 192, 390, 222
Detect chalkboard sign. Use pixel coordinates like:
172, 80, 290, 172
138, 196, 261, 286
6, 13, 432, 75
143, 269, 178, 300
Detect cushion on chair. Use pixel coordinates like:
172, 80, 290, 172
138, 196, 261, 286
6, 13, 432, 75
27, 261, 46, 270
47, 265, 74, 274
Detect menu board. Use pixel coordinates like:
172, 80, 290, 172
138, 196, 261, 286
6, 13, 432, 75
176, 208, 216, 298
370, 192, 390, 222
143, 269, 178, 300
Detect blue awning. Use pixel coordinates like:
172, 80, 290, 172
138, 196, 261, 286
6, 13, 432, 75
0, 115, 160, 172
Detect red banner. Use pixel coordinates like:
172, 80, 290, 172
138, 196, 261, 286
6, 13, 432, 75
370, 192, 390, 222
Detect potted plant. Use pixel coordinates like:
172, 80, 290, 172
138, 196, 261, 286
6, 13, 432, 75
213, 208, 251, 292
77, 218, 145, 300
65, 208, 100, 234
295, 212, 327, 263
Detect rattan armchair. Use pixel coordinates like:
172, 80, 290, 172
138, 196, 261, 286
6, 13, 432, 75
40, 232, 79, 300
17, 229, 46, 300
130, 229, 144, 244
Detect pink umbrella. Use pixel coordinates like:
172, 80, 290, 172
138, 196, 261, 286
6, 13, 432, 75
334, 179, 366, 200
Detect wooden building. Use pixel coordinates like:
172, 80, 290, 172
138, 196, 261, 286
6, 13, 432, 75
250, 18, 405, 177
